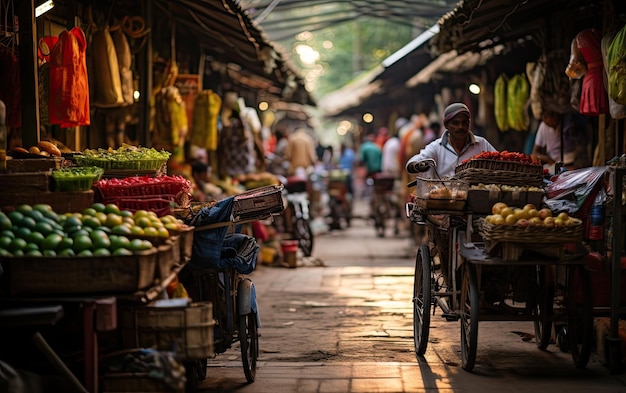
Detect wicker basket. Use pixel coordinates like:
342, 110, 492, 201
478, 217, 583, 243
233, 184, 285, 220
456, 159, 543, 174
412, 177, 468, 211
455, 168, 544, 187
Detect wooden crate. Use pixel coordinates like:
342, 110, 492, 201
120, 302, 215, 360
0, 171, 51, 192
2, 248, 158, 296
156, 236, 181, 279
6, 157, 64, 173
0, 190, 94, 213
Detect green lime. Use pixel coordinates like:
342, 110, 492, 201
0, 236, 12, 250
0, 212, 12, 230
24, 209, 44, 221
9, 238, 27, 252
13, 227, 31, 240
77, 249, 93, 257
91, 203, 106, 213
73, 235, 93, 252
33, 204, 53, 214
0, 248, 12, 257
1, 230, 15, 239
7, 211, 24, 225
63, 216, 83, 229
111, 224, 132, 236
90, 230, 111, 249
19, 217, 37, 230
93, 248, 111, 256
82, 207, 97, 217
13, 249, 24, 256
109, 235, 131, 251
42, 210, 60, 222
104, 204, 121, 215
42, 233, 63, 251
16, 205, 33, 215
58, 248, 75, 257
42, 249, 57, 257
58, 237, 73, 251
24, 243, 40, 252
33, 222, 54, 236
71, 229, 90, 238
95, 226, 112, 234
120, 210, 133, 218
26, 250, 43, 257
27, 231, 45, 246
112, 248, 133, 256
82, 216, 101, 229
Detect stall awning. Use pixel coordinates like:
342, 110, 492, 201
431, 0, 600, 55
154, 0, 314, 106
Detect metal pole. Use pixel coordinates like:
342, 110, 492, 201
16, 0, 40, 148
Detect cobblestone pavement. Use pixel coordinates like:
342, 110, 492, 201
196, 199, 626, 393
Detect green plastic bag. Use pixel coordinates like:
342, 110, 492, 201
607, 24, 626, 105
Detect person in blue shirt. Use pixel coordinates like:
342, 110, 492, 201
338, 143, 356, 196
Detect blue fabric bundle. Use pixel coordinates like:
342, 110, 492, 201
189, 196, 234, 269
219, 233, 259, 274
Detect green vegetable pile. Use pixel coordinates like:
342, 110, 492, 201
74, 145, 171, 170
52, 166, 104, 191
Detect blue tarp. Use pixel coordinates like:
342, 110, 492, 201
189, 196, 234, 269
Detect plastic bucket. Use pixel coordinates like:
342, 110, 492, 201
260, 246, 277, 264
281, 240, 299, 268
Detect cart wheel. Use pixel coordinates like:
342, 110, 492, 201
567, 265, 593, 369
413, 245, 432, 357
239, 312, 258, 383
460, 263, 479, 372
184, 358, 207, 392
534, 265, 554, 350
294, 218, 314, 257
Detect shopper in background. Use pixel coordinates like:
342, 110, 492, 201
531, 108, 591, 173
338, 143, 356, 196
358, 132, 382, 178
284, 127, 317, 176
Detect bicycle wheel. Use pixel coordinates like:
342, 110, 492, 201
413, 244, 432, 357
460, 263, 479, 371
239, 312, 258, 383
294, 218, 314, 257
534, 265, 554, 350
567, 265, 593, 368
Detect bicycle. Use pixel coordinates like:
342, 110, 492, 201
283, 176, 314, 257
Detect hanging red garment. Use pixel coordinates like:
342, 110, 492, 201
49, 27, 90, 127
575, 28, 607, 116
0, 47, 21, 128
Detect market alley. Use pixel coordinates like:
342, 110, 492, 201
196, 199, 626, 393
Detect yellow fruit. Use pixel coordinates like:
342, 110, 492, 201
529, 217, 542, 225
543, 217, 555, 227
143, 226, 159, 237
500, 207, 514, 218
505, 214, 517, 225
157, 227, 170, 237
492, 202, 508, 215
513, 209, 527, 221
538, 208, 552, 220
105, 213, 124, 228
135, 217, 152, 228
554, 218, 565, 227
523, 204, 536, 211
557, 212, 569, 221
527, 208, 539, 218
494, 216, 505, 225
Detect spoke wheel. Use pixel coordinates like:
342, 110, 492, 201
567, 265, 593, 369
239, 312, 258, 383
534, 265, 554, 350
460, 263, 479, 372
294, 218, 314, 257
413, 245, 432, 357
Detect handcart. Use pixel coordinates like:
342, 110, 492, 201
369, 172, 401, 237
176, 185, 284, 387
406, 162, 593, 372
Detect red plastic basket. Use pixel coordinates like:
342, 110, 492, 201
106, 195, 176, 217
93, 176, 191, 201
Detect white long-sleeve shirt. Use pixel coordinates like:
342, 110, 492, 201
405, 130, 496, 179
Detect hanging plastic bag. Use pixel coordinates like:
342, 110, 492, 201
607, 24, 626, 105
494, 74, 508, 131
506, 74, 530, 131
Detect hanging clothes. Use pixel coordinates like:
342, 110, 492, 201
574, 28, 607, 116
190, 90, 222, 151
0, 47, 21, 128
218, 113, 250, 178
91, 26, 124, 108
49, 27, 90, 127
111, 28, 134, 106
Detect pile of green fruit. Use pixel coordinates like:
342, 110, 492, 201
0, 202, 188, 258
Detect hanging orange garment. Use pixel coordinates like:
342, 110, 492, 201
49, 27, 90, 127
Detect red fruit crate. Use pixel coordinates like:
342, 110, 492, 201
93, 175, 191, 200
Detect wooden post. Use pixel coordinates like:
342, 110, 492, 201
138, 0, 153, 146
16, 0, 40, 148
